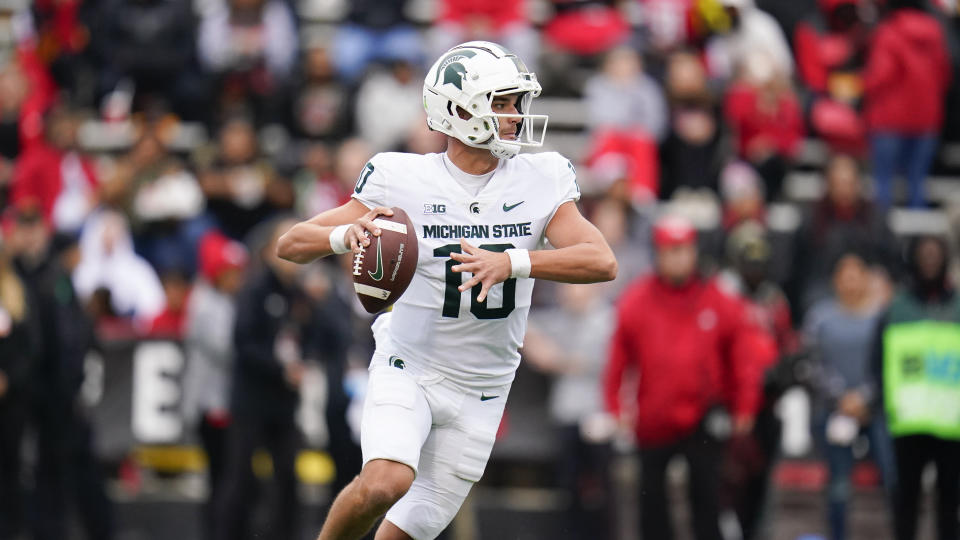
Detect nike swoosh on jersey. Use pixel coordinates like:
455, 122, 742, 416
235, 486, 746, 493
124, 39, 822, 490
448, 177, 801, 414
480, 393, 499, 401
368, 238, 384, 281
502, 201, 524, 212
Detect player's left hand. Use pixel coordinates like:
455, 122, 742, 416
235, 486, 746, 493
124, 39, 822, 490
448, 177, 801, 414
450, 238, 511, 303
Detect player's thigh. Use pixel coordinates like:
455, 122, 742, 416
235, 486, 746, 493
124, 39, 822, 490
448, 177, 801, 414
360, 366, 432, 474
384, 392, 506, 539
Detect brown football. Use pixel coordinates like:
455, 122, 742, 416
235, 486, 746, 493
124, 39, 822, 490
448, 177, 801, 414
351, 207, 419, 314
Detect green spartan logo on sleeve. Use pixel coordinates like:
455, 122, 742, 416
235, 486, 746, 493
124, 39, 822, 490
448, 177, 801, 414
389, 355, 405, 369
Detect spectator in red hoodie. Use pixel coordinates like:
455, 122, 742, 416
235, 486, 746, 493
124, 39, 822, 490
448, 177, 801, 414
604, 214, 773, 540
724, 51, 804, 201
863, 0, 951, 208
9, 102, 98, 234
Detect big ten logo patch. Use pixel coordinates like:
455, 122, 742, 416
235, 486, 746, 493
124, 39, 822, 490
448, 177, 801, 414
424, 203, 446, 215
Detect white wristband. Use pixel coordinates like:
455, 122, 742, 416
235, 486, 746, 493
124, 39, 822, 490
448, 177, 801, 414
329, 224, 351, 255
505, 248, 531, 279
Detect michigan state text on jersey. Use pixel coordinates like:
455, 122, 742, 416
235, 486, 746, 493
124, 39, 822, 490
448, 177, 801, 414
277, 41, 617, 540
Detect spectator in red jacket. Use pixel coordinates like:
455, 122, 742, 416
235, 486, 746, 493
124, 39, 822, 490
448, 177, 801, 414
604, 214, 773, 540
724, 51, 804, 200
863, 0, 951, 208
794, 0, 871, 155
10, 102, 98, 234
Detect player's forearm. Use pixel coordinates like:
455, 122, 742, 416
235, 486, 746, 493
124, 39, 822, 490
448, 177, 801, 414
529, 242, 617, 283
277, 200, 377, 263
276, 222, 338, 264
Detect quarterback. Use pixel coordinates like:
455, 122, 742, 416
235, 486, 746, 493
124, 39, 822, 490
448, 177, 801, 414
277, 41, 617, 540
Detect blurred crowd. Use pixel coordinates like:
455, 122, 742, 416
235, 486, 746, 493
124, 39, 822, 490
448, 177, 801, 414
0, 0, 959, 539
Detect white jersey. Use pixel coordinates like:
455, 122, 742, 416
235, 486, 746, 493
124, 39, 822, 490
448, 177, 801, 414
353, 151, 580, 387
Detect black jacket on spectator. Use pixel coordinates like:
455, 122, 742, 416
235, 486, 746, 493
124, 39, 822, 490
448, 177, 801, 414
658, 102, 724, 200
218, 264, 350, 540
94, 0, 208, 119
15, 250, 113, 540
15, 255, 95, 406
96, 0, 194, 82
0, 271, 36, 540
658, 128, 723, 199
231, 267, 349, 420
346, 0, 411, 28
0, 296, 36, 406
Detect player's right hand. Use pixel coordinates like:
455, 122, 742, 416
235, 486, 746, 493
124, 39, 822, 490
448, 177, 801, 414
345, 206, 394, 254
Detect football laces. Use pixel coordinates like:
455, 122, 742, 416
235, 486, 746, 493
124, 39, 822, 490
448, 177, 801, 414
352, 231, 369, 276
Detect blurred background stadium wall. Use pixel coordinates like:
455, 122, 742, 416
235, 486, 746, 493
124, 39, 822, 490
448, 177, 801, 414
0, 0, 959, 538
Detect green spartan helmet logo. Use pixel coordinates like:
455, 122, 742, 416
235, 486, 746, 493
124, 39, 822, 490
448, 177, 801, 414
434, 50, 477, 91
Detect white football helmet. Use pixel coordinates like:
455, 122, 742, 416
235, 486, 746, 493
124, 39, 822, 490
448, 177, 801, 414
423, 41, 548, 159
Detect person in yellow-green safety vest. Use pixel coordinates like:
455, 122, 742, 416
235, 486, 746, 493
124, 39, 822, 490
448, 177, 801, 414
870, 234, 960, 540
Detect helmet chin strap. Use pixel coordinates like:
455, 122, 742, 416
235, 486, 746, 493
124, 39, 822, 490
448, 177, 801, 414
488, 139, 521, 159
455, 129, 521, 159
481, 114, 522, 159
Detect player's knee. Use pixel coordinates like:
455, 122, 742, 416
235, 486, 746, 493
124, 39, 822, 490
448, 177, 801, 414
355, 461, 414, 512
357, 478, 410, 512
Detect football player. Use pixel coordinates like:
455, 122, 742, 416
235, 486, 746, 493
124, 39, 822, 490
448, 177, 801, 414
277, 41, 617, 540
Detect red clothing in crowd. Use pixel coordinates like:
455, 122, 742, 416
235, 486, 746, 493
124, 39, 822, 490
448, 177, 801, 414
13, 47, 59, 151
793, 0, 869, 153
437, 0, 526, 30
751, 292, 799, 357
724, 83, 803, 160
10, 143, 98, 225
603, 275, 774, 446
33, 0, 90, 57
586, 130, 660, 202
544, 1, 630, 55
862, 9, 951, 134
794, 0, 864, 94
147, 298, 190, 339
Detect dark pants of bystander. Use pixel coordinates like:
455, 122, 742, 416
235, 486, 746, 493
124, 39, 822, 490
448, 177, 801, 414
214, 415, 300, 540
639, 423, 724, 540
0, 402, 26, 540
893, 435, 960, 540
